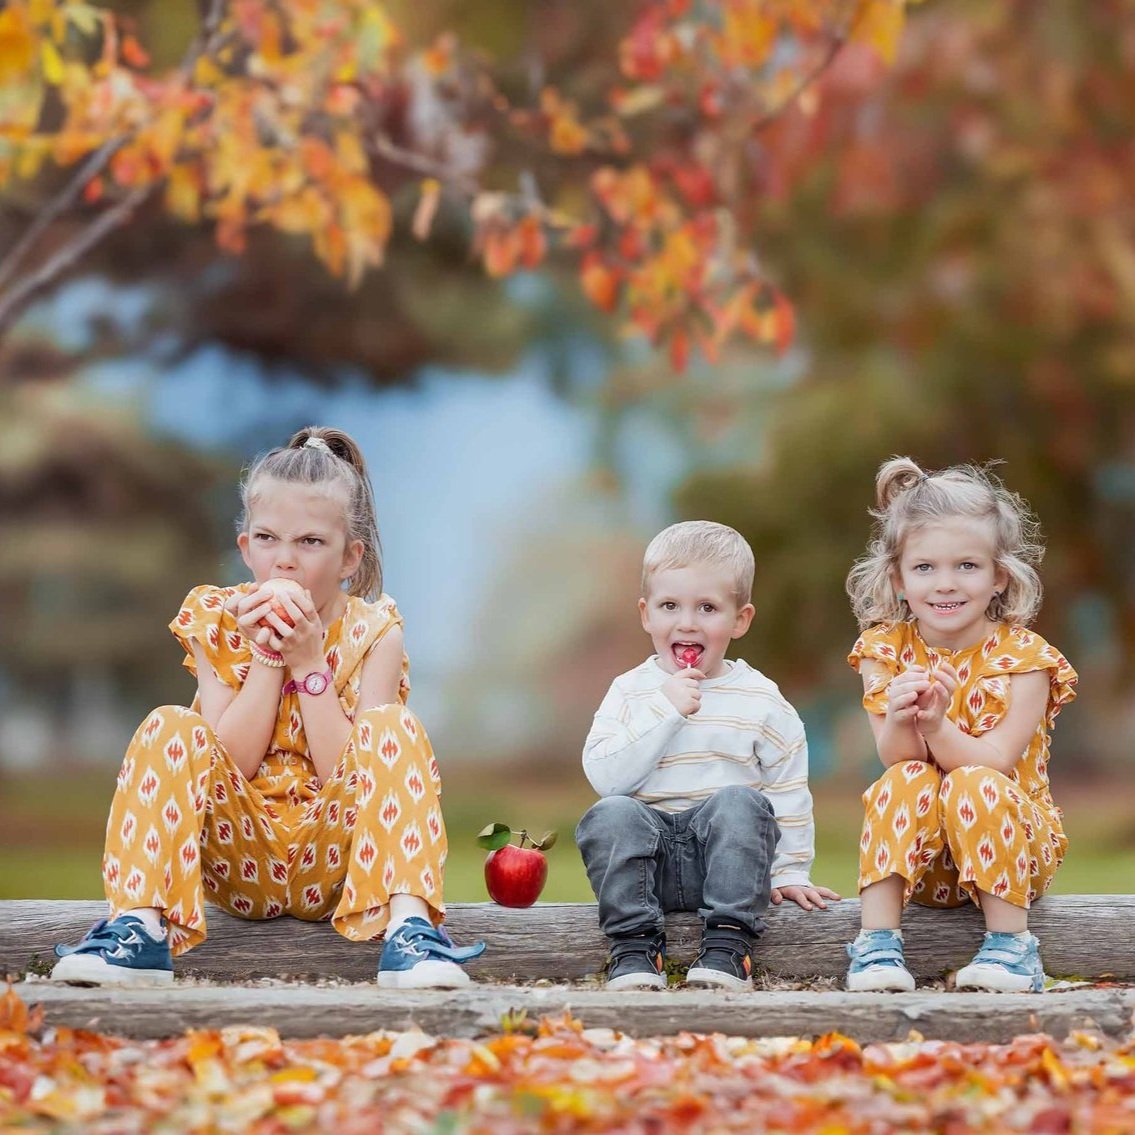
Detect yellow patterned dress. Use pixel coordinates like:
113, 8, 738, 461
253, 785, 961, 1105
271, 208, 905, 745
101, 583, 448, 955
849, 621, 1076, 910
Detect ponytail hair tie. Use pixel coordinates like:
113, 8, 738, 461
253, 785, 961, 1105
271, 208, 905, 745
304, 436, 332, 453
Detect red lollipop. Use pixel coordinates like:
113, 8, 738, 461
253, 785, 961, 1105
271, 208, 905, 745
680, 647, 700, 668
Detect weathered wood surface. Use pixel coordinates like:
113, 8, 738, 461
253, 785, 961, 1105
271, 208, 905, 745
3, 896, 1134, 982
14, 982, 1135, 1043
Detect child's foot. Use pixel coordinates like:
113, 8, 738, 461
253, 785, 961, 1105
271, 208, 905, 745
50, 915, 173, 987
606, 930, 667, 991
845, 928, 916, 992
376, 917, 485, 989
955, 931, 1045, 993
685, 924, 754, 991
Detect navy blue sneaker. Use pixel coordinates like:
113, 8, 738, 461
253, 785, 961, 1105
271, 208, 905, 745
51, 915, 173, 987
686, 924, 755, 991
956, 931, 1045, 993
377, 917, 485, 989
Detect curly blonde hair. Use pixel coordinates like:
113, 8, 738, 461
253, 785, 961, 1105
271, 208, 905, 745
239, 426, 383, 600
846, 457, 1043, 630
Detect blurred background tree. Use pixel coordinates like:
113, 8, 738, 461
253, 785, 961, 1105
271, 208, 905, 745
2, 0, 1133, 899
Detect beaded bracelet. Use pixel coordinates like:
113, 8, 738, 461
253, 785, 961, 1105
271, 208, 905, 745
249, 642, 286, 668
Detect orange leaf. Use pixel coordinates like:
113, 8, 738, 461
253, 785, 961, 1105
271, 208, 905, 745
516, 215, 547, 269
854, 0, 906, 65
121, 34, 150, 69
580, 254, 619, 312
669, 327, 690, 371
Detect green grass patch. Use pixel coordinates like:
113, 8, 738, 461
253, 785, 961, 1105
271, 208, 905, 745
3, 771, 1131, 903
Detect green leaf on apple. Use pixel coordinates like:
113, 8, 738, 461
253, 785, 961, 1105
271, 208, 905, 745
476, 822, 513, 851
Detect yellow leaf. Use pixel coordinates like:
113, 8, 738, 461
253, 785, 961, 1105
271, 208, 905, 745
721, 6, 777, 68
0, 8, 37, 85
166, 163, 201, 221
854, 0, 906, 65
412, 177, 441, 241
194, 55, 224, 86
40, 39, 63, 84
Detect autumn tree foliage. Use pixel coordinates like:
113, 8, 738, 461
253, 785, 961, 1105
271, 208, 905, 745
0, 0, 918, 360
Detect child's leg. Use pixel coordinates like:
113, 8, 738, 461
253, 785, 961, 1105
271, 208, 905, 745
53, 704, 284, 984
684, 785, 778, 938
681, 785, 779, 991
848, 761, 947, 992
306, 706, 448, 941
856, 760, 947, 924
575, 795, 670, 990
939, 767, 1062, 992
575, 795, 670, 938
108, 705, 291, 949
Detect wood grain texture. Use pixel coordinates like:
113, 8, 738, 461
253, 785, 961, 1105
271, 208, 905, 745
4, 896, 1133, 983
13, 982, 1135, 1043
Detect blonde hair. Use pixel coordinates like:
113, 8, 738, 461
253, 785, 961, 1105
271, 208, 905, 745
238, 426, 383, 600
642, 521, 754, 605
846, 456, 1043, 629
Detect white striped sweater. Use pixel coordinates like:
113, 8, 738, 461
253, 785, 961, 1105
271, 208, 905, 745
582, 657, 815, 888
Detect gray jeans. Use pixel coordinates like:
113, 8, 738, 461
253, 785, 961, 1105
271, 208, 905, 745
575, 786, 780, 940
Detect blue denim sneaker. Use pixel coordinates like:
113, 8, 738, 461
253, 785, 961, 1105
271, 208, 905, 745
50, 915, 173, 987
955, 931, 1045, 993
377, 917, 486, 989
846, 928, 916, 992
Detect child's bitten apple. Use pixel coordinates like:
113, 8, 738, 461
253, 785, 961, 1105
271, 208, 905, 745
257, 578, 306, 630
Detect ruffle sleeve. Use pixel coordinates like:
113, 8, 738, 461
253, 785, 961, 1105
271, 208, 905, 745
168, 583, 253, 691
848, 623, 906, 715
964, 626, 1078, 734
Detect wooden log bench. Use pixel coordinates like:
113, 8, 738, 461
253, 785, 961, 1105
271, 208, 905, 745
5, 897, 1134, 1043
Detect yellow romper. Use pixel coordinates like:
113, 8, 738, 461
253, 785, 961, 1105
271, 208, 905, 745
849, 621, 1077, 910
101, 583, 448, 955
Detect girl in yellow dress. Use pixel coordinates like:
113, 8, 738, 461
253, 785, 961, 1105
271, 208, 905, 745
844, 457, 1076, 993
51, 427, 483, 988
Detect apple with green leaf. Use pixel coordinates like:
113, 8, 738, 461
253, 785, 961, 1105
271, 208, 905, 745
477, 823, 557, 907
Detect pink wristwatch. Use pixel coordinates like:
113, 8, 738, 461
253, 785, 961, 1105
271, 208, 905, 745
283, 669, 333, 696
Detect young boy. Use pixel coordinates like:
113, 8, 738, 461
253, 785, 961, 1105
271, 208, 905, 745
576, 521, 839, 991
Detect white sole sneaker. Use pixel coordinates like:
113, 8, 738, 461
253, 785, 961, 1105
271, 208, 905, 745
606, 970, 666, 991
685, 966, 753, 992
955, 962, 1043, 993
49, 955, 173, 987
377, 961, 472, 990
846, 965, 916, 993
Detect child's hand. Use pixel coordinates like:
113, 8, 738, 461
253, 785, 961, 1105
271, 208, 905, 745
914, 661, 959, 736
885, 666, 933, 725
231, 587, 278, 647
661, 668, 705, 716
261, 588, 325, 671
771, 884, 842, 911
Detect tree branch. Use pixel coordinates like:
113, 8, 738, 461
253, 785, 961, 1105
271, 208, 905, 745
0, 184, 155, 340
0, 0, 229, 343
750, 36, 846, 136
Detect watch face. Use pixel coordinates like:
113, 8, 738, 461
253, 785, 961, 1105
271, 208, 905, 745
304, 672, 329, 695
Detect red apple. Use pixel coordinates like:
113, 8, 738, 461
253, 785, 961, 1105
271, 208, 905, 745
257, 578, 306, 630
477, 824, 557, 908
484, 844, 548, 908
